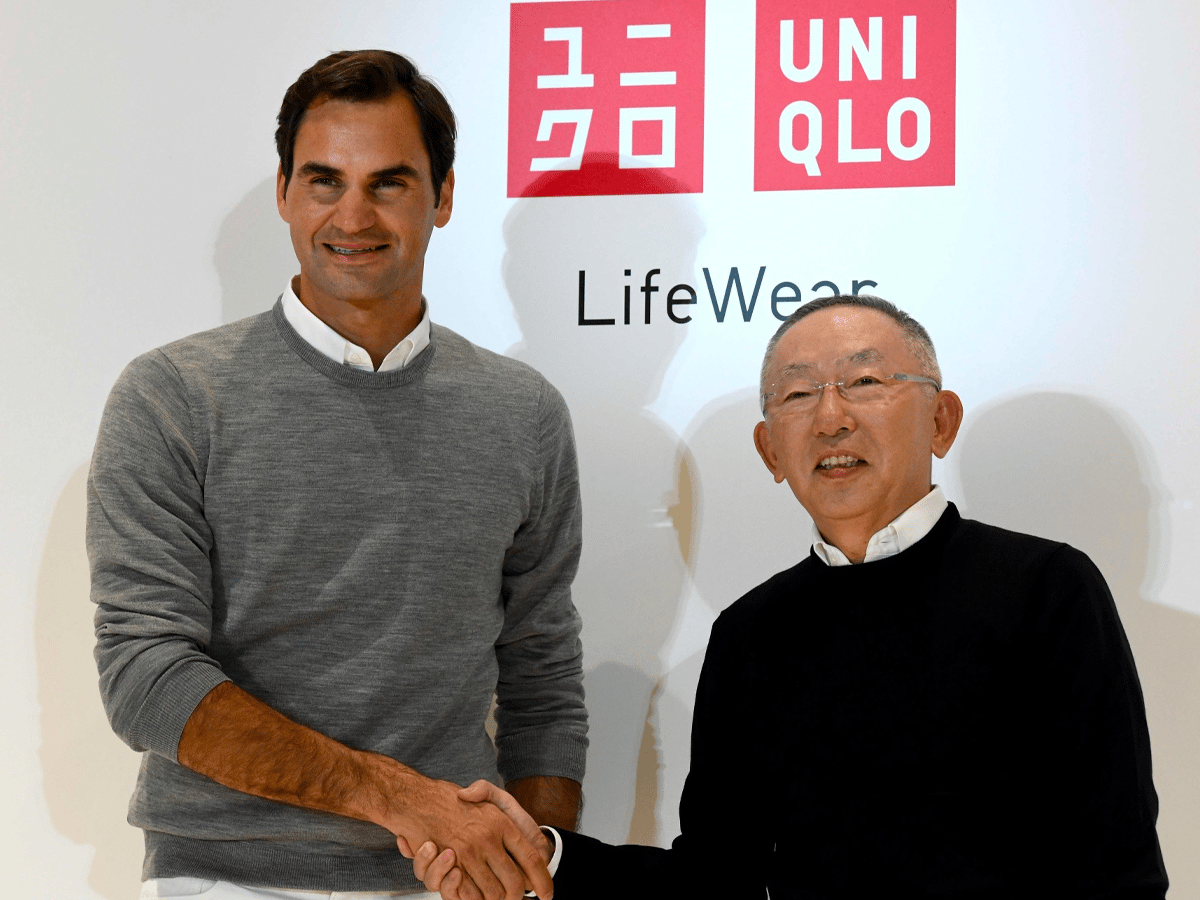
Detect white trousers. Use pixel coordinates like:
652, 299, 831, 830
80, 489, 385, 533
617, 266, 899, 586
141, 878, 438, 900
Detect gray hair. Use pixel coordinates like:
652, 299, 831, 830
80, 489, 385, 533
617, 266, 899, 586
759, 295, 942, 413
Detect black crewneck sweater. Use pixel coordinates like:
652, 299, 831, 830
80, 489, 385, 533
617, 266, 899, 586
557, 504, 1166, 899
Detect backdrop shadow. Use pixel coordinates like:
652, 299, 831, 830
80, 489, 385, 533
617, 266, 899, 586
955, 391, 1200, 894
215, 177, 296, 324
503, 155, 701, 843
35, 464, 143, 900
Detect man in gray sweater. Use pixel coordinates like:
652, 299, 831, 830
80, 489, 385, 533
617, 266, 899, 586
88, 50, 586, 900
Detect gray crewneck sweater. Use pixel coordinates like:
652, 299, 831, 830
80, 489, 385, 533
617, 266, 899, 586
88, 302, 588, 891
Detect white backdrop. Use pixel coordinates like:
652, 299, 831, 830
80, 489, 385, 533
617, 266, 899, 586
4, 1, 1199, 896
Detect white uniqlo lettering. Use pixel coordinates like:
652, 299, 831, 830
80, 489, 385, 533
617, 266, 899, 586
780, 19, 822, 83
755, 0, 954, 192
537, 27, 594, 88
619, 106, 675, 168
775, 15, 929, 171
783, 17, 918, 86
509, 0, 704, 196
532, 25, 595, 170
839, 17, 882, 81
779, 100, 822, 175
837, 98, 880, 162
621, 23, 676, 85
903, 16, 917, 79
887, 97, 930, 160
619, 22, 677, 169
530, 109, 593, 171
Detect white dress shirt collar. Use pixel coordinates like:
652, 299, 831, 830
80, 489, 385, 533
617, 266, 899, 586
280, 278, 431, 372
812, 485, 948, 567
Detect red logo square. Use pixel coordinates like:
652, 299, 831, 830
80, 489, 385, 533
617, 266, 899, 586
508, 0, 706, 197
754, 0, 956, 191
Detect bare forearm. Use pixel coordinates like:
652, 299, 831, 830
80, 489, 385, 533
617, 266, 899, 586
178, 682, 552, 899
505, 775, 582, 832
177, 681, 412, 829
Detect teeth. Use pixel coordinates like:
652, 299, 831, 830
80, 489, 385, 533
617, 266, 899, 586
330, 245, 382, 255
819, 455, 861, 469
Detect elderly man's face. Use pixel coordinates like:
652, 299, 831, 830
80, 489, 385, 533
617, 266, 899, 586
753, 306, 961, 545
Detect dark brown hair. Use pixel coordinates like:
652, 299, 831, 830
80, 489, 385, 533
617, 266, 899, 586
276, 50, 456, 203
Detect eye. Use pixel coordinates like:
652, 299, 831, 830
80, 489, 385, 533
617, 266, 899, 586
847, 374, 883, 388
375, 176, 414, 193
783, 387, 814, 403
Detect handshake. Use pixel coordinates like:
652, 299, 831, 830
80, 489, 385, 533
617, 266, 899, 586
397, 780, 554, 900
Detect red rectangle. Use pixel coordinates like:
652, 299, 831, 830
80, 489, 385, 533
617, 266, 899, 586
754, 0, 956, 191
509, 0, 706, 197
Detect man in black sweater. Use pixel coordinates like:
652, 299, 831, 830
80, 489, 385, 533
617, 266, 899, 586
410, 295, 1167, 898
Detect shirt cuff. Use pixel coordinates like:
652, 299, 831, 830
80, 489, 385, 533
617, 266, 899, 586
524, 826, 562, 897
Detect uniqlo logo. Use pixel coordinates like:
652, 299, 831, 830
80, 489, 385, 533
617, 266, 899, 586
754, 0, 956, 191
508, 0, 706, 197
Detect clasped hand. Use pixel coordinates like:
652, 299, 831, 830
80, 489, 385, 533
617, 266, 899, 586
398, 780, 551, 900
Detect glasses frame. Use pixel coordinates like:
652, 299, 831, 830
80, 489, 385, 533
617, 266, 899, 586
764, 371, 941, 414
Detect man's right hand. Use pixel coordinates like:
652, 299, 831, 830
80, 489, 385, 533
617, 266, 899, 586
379, 767, 552, 900
178, 683, 551, 900
399, 780, 554, 900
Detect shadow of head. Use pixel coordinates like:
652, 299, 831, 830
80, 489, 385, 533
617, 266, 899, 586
955, 391, 1162, 605
681, 386, 814, 613
955, 396, 1200, 894
214, 177, 297, 325
501, 153, 704, 398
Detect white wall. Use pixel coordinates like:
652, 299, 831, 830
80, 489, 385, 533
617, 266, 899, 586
4, 1, 1198, 896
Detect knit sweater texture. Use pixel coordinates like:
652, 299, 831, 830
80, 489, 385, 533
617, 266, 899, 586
88, 302, 588, 891
555, 504, 1166, 899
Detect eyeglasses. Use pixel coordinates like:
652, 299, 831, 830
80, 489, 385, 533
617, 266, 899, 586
764, 371, 941, 415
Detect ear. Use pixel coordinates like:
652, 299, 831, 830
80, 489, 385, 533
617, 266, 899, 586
275, 165, 290, 222
931, 390, 964, 459
434, 168, 454, 227
753, 420, 787, 484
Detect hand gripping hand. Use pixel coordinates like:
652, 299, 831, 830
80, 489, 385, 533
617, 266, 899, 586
398, 780, 553, 900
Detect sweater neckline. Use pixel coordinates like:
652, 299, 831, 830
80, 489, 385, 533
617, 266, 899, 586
270, 299, 437, 389
807, 503, 962, 578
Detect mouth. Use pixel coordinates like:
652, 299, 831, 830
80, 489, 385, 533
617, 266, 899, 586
325, 243, 388, 255
816, 455, 865, 471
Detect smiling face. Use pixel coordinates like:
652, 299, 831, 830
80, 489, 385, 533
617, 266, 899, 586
753, 305, 963, 558
276, 91, 453, 323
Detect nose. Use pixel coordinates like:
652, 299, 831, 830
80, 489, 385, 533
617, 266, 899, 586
811, 382, 855, 436
330, 186, 377, 234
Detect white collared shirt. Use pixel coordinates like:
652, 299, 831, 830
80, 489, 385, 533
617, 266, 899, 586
812, 486, 948, 566
281, 278, 431, 371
